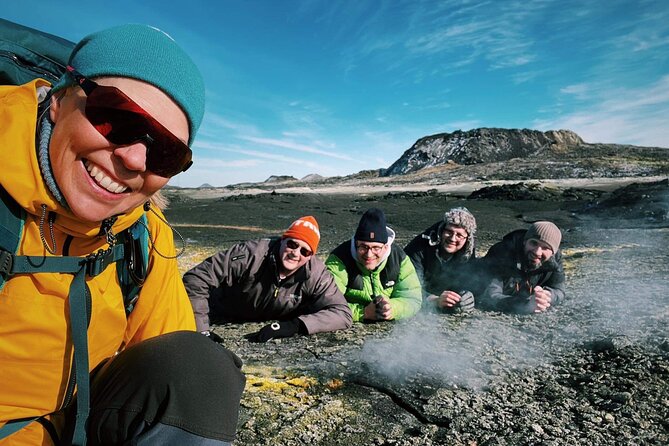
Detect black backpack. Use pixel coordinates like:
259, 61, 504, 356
0, 18, 75, 85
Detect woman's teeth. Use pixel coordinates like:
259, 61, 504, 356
84, 161, 128, 194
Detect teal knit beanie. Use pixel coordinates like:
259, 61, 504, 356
52, 24, 204, 145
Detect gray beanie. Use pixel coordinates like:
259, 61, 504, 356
524, 221, 561, 252
438, 207, 477, 260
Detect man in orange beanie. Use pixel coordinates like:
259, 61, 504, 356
184, 216, 352, 342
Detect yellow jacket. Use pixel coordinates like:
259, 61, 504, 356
0, 80, 196, 444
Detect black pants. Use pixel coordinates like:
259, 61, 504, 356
62, 331, 245, 445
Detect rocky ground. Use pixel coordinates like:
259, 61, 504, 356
164, 178, 669, 446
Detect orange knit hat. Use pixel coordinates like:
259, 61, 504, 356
282, 216, 320, 253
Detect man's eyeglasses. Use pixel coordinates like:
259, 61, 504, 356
285, 239, 312, 257
66, 66, 193, 178
442, 229, 467, 242
356, 243, 385, 255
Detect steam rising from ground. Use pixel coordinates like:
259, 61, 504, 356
358, 314, 550, 390
355, 209, 669, 390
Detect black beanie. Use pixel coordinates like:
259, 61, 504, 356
355, 208, 388, 243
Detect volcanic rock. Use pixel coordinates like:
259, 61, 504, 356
385, 128, 583, 175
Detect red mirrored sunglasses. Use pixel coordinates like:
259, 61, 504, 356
66, 66, 193, 178
285, 239, 313, 257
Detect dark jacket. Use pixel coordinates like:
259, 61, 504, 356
404, 221, 485, 299
479, 229, 566, 314
183, 238, 352, 333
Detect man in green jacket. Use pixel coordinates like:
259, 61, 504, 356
325, 208, 422, 322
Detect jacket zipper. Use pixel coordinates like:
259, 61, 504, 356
0, 51, 62, 82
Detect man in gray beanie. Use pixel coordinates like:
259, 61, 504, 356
479, 221, 565, 314
405, 207, 483, 314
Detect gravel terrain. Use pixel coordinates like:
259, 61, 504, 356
164, 177, 669, 446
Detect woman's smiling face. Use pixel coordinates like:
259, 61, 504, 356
49, 77, 188, 223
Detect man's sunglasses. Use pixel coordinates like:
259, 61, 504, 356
66, 66, 193, 178
285, 239, 313, 257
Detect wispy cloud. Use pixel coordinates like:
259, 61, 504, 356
343, 0, 548, 78
535, 75, 669, 147
238, 136, 353, 161
196, 141, 323, 167
560, 83, 591, 100
188, 157, 261, 168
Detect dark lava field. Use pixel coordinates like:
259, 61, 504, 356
164, 179, 669, 446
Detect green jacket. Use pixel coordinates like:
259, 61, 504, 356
325, 234, 422, 322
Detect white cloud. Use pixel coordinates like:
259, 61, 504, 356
535, 76, 669, 147
560, 83, 591, 100
239, 136, 353, 161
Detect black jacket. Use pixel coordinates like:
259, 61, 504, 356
404, 222, 485, 298
479, 229, 565, 314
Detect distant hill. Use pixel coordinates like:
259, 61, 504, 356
385, 128, 584, 175
264, 175, 298, 184
198, 128, 668, 191
300, 173, 324, 182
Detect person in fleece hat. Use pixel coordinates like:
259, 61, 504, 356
325, 208, 422, 322
184, 216, 352, 343
479, 221, 565, 314
405, 207, 484, 314
0, 24, 245, 445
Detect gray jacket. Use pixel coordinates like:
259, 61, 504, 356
183, 238, 352, 334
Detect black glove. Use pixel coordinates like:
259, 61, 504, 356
373, 295, 389, 318
246, 319, 302, 343
457, 290, 475, 313
201, 330, 224, 343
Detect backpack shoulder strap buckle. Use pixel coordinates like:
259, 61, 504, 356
85, 244, 124, 277
0, 249, 13, 279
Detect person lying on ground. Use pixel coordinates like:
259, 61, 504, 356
184, 216, 352, 342
325, 207, 422, 322
479, 221, 565, 314
0, 24, 244, 445
405, 207, 484, 314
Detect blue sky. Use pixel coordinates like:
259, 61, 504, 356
5, 0, 668, 187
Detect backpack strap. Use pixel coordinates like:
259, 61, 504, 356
0, 187, 134, 445
116, 213, 149, 315
0, 186, 25, 290
5, 244, 126, 445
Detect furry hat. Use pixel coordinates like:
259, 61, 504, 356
438, 207, 477, 260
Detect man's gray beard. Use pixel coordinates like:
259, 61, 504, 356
526, 255, 544, 271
